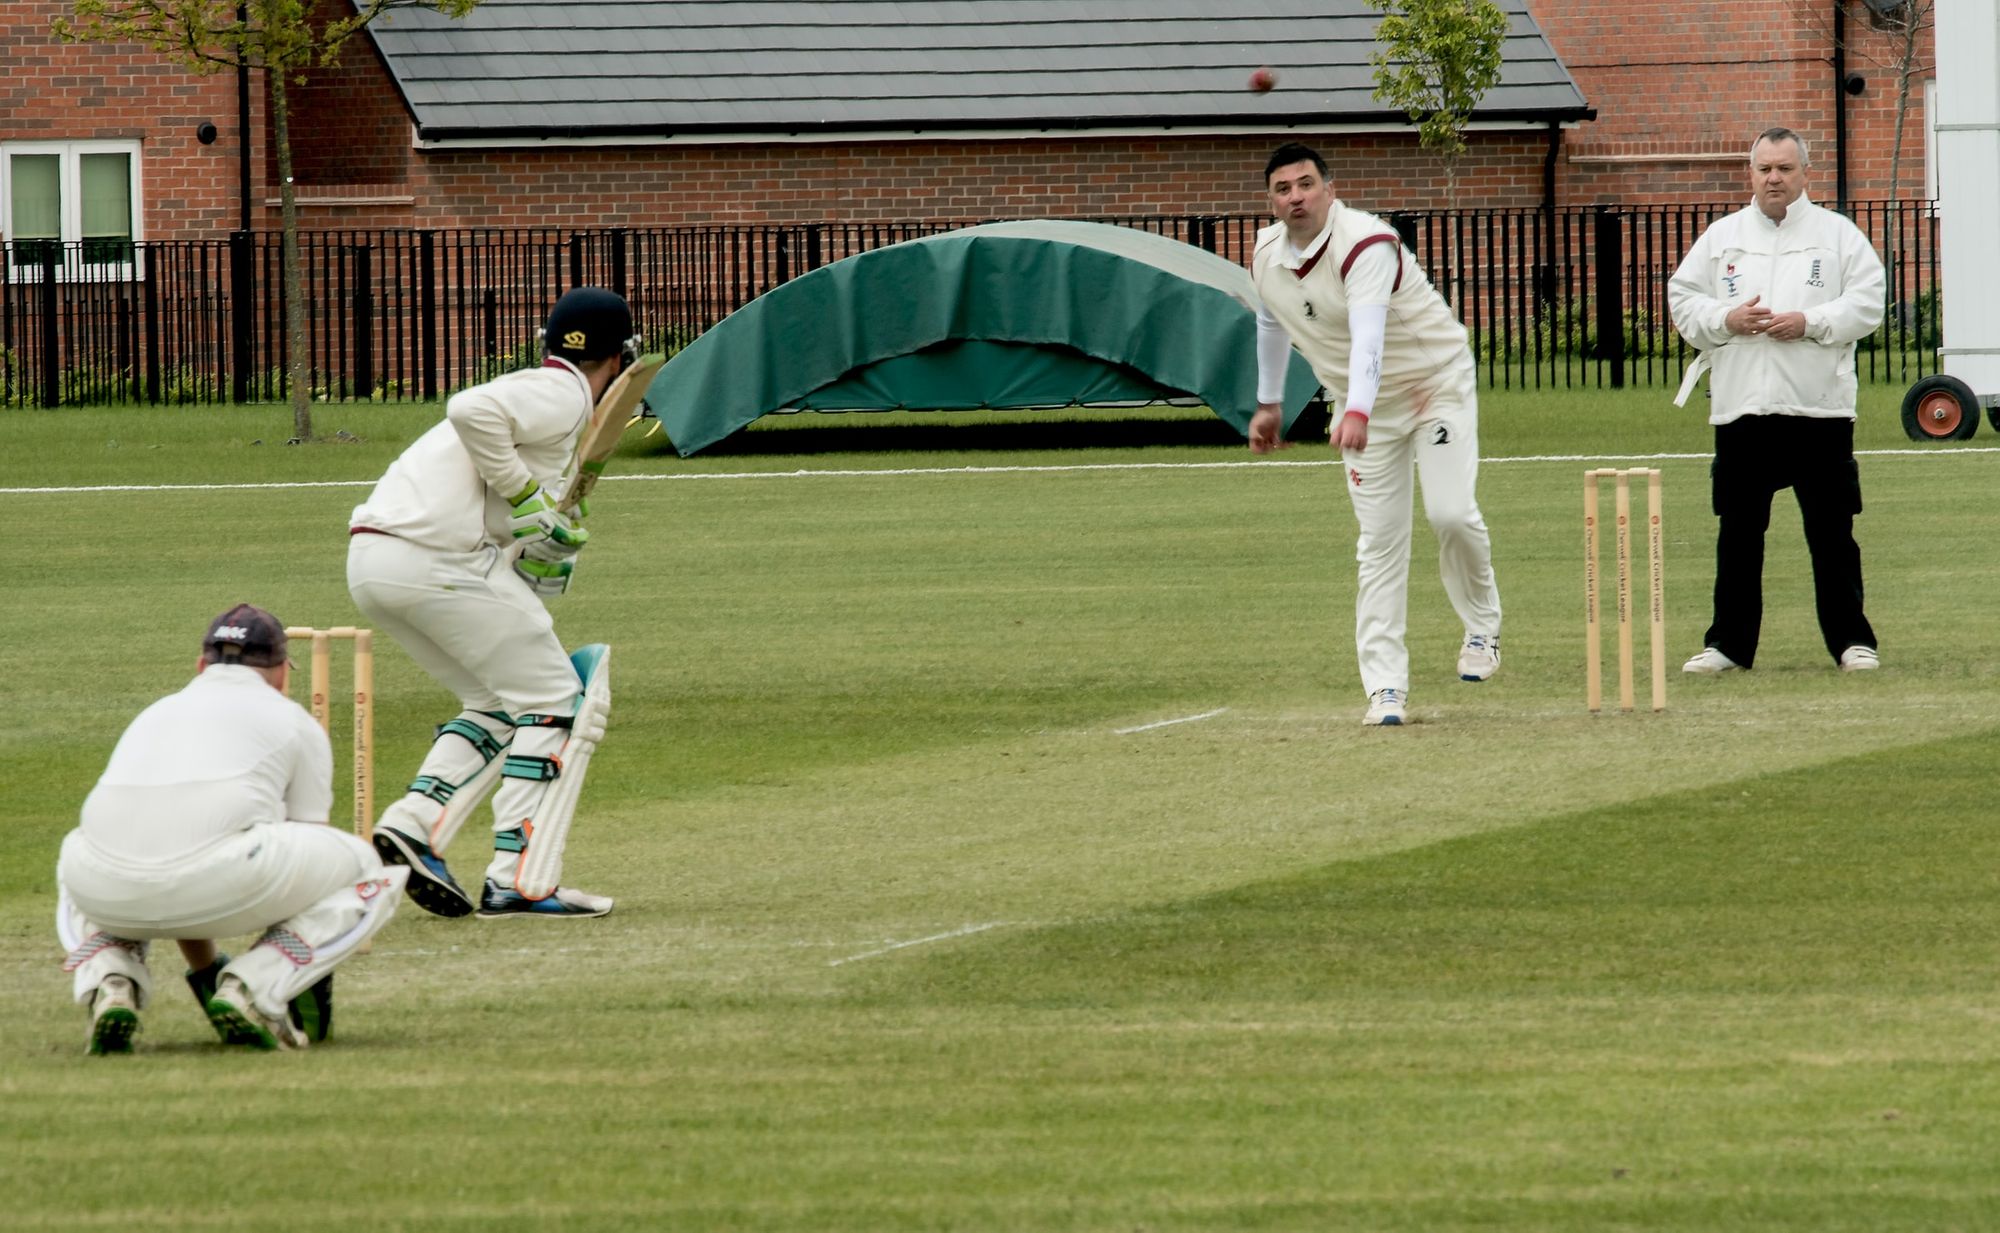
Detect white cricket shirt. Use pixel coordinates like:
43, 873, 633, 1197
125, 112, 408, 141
1252, 205, 1470, 405
78, 665, 334, 863
350, 359, 595, 552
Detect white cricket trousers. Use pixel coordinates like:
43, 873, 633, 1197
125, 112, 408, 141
58, 823, 394, 1016
346, 531, 584, 885
1340, 355, 1501, 696
346, 532, 581, 716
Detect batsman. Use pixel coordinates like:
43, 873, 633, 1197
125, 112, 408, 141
348, 287, 640, 920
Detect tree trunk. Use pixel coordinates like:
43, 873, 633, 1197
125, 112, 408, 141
268, 62, 313, 443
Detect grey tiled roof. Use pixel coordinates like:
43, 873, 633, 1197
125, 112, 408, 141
363, 1, 1590, 141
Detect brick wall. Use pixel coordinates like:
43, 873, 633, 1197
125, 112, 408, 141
386, 132, 1551, 230
284, 20, 410, 186
3, 1, 1936, 241
1523, 0, 1933, 205
1, 1, 267, 239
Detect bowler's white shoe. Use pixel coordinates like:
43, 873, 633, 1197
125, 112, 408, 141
1457, 634, 1500, 682
88, 975, 140, 1056
1682, 648, 1739, 674
206, 975, 307, 1051
1839, 645, 1880, 672
1362, 688, 1407, 727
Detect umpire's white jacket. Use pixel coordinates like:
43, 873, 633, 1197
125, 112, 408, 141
1668, 194, 1885, 425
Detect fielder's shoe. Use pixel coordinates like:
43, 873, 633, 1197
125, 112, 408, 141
373, 826, 475, 918
186, 954, 269, 1046
204, 975, 306, 1051
1362, 688, 1407, 727
1457, 634, 1501, 682
1839, 645, 1881, 672
1682, 647, 1739, 674
476, 880, 614, 919
87, 975, 140, 1056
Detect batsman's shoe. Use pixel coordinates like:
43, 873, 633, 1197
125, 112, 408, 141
477, 880, 614, 920
1457, 634, 1501, 682
87, 975, 140, 1056
373, 825, 475, 918
1682, 647, 1739, 675
206, 975, 307, 1051
1839, 645, 1881, 672
1362, 688, 1407, 727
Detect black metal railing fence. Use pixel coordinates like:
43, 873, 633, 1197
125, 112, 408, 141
0, 201, 1941, 409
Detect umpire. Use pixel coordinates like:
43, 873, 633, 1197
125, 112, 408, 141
1668, 126, 1884, 674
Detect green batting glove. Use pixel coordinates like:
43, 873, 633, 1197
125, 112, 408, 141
507, 484, 582, 547
513, 553, 575, 599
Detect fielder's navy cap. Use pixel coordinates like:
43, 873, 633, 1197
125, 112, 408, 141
201, 603, 289, 668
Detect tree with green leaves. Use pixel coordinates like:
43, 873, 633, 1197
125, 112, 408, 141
54, 0, 479, 442
1365, 0, 1509, 206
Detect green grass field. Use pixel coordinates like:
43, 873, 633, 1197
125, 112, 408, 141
6, 385, 2000, 1230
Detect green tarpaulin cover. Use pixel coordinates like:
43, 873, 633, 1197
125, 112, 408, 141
649, 220, 1321, 455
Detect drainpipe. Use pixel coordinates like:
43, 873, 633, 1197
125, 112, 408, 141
1833, 0, 1850, 211
1541, 122, 1560, 310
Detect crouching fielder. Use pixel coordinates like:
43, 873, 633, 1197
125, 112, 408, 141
347, 287, 630, 921
58, 605, 406, 1054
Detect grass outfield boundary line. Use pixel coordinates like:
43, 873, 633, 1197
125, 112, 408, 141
8, 445, 2000, 497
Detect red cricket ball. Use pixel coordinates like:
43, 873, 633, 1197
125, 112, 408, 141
1248, 66, 1277, 93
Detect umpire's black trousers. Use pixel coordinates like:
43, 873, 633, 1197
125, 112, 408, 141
1704, 413, 1876, 668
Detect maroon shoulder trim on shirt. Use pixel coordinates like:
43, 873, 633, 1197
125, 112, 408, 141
1340, 233, 1404, 292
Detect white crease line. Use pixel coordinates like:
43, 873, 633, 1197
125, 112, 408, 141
1115, 706, 1230, 735
9, 446, 1995, 496
829, 922, 1009, 966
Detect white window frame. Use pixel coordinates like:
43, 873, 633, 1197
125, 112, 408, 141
1, 139, 146, 281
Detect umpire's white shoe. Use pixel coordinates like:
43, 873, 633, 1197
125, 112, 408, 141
206, 975, 307, 1051
1682, 647, 1739, 674
1839, 645, 1880, 671
476, 880, 614, 919
1457, 634, 1500, 681
1362, 688, 1407, 727
87, 975, 140, 1056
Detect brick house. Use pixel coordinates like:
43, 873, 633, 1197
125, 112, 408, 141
1, 1, 1935, 249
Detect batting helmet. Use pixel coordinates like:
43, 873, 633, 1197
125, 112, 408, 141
542, 287, 637, 363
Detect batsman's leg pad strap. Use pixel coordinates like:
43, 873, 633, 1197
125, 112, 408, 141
486, 722, 570, 886
503, 754, 562, 781
515, 645, 613, 899
389, 710, 517, 853
435, 716, 509, 761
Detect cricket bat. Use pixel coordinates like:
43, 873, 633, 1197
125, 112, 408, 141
557, 351, 667, 513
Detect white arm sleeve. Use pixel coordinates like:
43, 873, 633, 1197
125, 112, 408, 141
1343, 302, 1387, 417
1256, 302, 1293, 405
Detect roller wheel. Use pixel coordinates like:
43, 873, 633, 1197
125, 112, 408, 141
1901, 375, 1980, 441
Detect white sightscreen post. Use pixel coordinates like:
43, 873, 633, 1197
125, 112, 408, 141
1935, 0, 2000, 398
